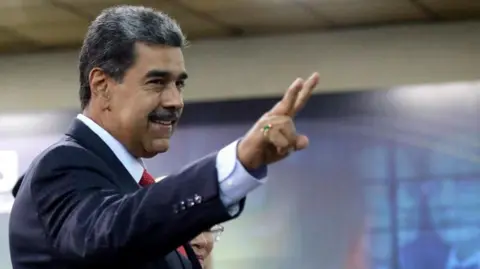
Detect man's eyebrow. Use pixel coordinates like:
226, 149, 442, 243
145, 70, 188, 80
178, 72, 188, 80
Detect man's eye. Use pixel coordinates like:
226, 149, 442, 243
148, 79, 166, 85
176, 80, 186, 89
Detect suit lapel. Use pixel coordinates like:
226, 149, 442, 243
65, 118, 139, 192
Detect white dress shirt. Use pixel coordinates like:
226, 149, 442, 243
447, 249, 480, 269
77, 114, 267, 214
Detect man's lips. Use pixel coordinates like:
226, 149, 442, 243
148, 111, 179, 125
148, 117, 177, 126
148, 119, 176, 137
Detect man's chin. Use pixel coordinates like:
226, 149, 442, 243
143, 138, 170, 158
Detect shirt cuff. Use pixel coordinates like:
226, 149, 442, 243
216, 139, 268, 207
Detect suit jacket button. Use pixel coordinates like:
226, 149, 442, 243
187, 198, 194, 207
194, 194, 202, 204
180, 201, 186, 210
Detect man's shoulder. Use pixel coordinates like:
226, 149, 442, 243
24, 135, 106, 186
20, 135, 113, 197
32, 135, 94, 168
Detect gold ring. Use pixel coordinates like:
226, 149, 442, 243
261, 124, 272, 137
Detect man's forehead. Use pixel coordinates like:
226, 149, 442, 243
134, 43, 186, 74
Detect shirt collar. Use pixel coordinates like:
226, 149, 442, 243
76, 114, 145, 183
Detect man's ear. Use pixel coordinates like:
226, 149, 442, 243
89, 67, 110, 109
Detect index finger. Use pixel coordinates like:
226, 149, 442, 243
270, 78, 303, 115
292, 72, 320, 115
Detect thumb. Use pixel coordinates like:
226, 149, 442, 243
294, 134, 309, 151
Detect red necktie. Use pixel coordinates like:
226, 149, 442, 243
139, 170, 156, 187
139, 170, 187, 257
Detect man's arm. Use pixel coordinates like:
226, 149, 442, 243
215, 140, 268, 215
30, 145, 245, 264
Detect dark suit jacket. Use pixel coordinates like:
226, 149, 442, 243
9, 119, 246, 269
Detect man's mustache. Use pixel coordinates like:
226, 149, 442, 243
147, 109, 181, 121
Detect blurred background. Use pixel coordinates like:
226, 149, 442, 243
0, 1, 479, 269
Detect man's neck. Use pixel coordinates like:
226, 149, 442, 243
82, 110, 138, 158
82, 109, 104, 130
76, 113, 145, 182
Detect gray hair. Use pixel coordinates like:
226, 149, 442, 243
78, 5, 187, 109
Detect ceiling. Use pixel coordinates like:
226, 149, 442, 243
0, 0, 479, 54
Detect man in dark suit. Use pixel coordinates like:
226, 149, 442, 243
9, 5, 319, 269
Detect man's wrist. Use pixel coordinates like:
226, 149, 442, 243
237, 138, 263, 171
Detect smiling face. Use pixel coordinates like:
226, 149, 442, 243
87, 42, 187, 158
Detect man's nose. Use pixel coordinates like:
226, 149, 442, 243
161, 84, 184, 110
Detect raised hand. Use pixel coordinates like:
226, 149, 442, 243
237, 72, 320, 170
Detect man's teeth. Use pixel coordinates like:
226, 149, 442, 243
156, 120, 172, 125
